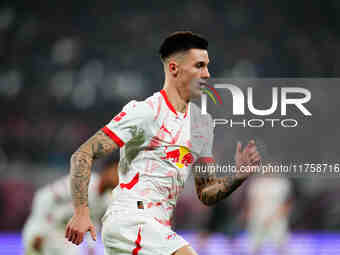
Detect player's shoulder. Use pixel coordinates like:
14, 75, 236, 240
144, 90, 163, 112
123, 92, 161, 118
46, 174, 69, 190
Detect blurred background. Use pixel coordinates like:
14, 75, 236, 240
1, 0, 340, 254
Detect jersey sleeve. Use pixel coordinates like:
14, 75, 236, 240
199, 113, 214, 160
102, 100, 154, 147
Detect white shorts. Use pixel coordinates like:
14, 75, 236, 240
101, 209, 188, 255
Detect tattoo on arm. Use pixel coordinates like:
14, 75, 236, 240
70, 151, 92, 207
70, 130, 118, 208
193, 162, 245, 206
90, 130, 118, 159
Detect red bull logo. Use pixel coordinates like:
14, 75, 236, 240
161, 146, 194, 168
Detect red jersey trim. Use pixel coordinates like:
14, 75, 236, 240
132, 226, 142, 255
160, 89, 177, 116
154, 217, 171, 227
101, 126, 125, 147
197, 157, 215, 163
120, 172, 139, 190
184, 103, 188, 118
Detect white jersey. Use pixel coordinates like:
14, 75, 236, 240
102, 90, 213, 227
23, 173, 111, 253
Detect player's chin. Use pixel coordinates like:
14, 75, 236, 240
189, 87, 202, 99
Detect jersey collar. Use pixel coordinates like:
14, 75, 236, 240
160, 89, 188, 118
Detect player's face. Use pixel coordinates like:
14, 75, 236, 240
178, 49, 210, 99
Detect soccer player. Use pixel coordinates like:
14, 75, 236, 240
65, 31, 261, 255
23, 158, 118, 255
246, 176, 292, 254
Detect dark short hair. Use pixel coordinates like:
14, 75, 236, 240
159, 31, 208, 61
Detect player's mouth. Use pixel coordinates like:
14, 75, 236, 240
199, 81, 207, 90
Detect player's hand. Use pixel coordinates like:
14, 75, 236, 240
65, 207, 96, 245
234, 140, 261, 180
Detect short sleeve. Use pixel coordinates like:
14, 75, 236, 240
199, 113, 214, 160
102, 100, 153, 147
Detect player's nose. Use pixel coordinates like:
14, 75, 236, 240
201, 67, 210, 79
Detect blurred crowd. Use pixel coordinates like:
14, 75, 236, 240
1, 0, 340, 234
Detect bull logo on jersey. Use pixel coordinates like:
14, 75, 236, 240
161, 146, 194, 168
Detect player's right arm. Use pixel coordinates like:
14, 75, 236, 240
65, 130, 118, 245
65, 100, 153, 245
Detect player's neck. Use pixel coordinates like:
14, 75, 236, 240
162, 84, 188, 114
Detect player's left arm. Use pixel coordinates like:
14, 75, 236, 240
193, 140, 261, 206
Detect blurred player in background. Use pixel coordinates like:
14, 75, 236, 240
196, 187, 245, 255
245, 176, 292, 255
22, 157, 119, 255
65, 31, 261, 255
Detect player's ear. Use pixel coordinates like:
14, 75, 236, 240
168, 61, 178, 77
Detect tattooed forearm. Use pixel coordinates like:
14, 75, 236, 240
193, 163, 245, 206
70, 130, 118, 209
70, 151, 92, 207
